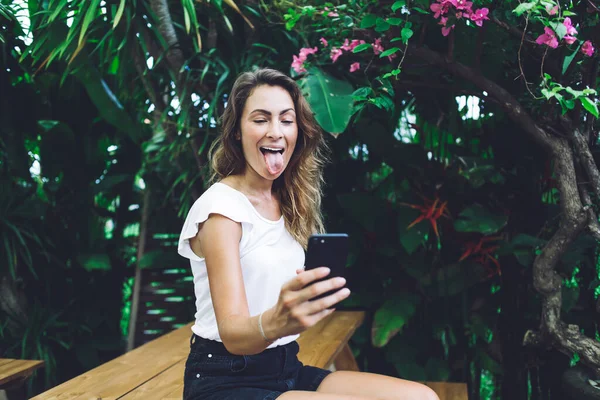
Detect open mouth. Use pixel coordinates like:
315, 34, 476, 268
259, 147, 284, 155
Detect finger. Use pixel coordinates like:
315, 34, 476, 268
303, 307, 336, 328
284, 267, 330, 291
296, 268, 304, 275
297, 276, 347, 304
299, 287, 351, 315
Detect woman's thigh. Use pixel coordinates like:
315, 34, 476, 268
278, 391, 372, 400
315, 371, 440, 400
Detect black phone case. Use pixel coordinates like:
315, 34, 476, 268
304, 234, 349, 301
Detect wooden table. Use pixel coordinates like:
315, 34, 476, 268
32, 311, 467, 400
0, 358, 45, 400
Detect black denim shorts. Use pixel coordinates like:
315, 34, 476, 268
183, 334, 332, 400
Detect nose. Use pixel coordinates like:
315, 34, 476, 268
266, 121, 283, 139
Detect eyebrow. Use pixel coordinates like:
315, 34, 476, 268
249, 108, 295, 116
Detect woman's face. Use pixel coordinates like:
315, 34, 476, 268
238, 85, 299, 180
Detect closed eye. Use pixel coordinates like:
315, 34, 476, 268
254, 120, 267, 124
281, 121, 294, 125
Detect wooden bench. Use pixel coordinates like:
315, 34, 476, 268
0, 358, 45, 400
32, 311, 467, 399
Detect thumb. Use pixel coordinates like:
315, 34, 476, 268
296, 268, 304, 275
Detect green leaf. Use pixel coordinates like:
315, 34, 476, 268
513, 2, 536, 16
360, 14, 377, 28
79, 0, 102, 46
183, 5, 191, 33
541, 88, 554, 99
77, 253, 111, 271
392, 0, 406, 12
380, 47, 400, 57
372, 293, 421, 347
299, 68, 355, 135
398, 209, 428, 254
113, 0, 126, 29
454, 204, 507, 234
353, 43, 372, 53
401, 27, 413, 43
338, 193, 389, 231
388, 17, 403, 26
562, 42, 583, 75
580, 97, 599, 118
552, 22, 567, 40
375, 20, 391, 32
561, 285, 580, 313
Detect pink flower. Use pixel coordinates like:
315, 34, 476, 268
546, 5, 558, 15
387, 53, 397, 62
340, 39, 366, 52
324, 7, 339, 17
320, 37, 328, 47
582, 40, 595, 57
454, 0, 473, 12
372, 38, 384, 55
330, 47, 343, 63
564, 35, 577, 45
430, 1, 452, 18
536, 27, 559, 49
299, 47, 318, 59
291, 55, 306, 73
563, 17, 578, 36
442, 24, 455, 36
349, 62, 360, 73
470, 8, 489, 27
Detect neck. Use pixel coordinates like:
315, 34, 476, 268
237, 164, 274, 198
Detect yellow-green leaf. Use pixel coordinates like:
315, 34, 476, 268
113, 0, 126, 29
79, 0, 101, 46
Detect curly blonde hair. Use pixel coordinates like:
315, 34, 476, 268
209, 68, 329, 248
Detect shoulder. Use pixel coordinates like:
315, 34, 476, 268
188, 182, 252, 224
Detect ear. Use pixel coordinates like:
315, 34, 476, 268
235, 132, 241, 140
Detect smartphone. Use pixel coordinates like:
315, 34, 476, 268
304, 233, 349, 301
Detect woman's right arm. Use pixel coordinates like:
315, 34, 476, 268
192, 214, 350, 355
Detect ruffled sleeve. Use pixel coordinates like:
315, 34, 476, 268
177, 184, 253, 262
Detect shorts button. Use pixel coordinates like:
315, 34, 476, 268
208, 354, 212, 358
196, 373, 200, 378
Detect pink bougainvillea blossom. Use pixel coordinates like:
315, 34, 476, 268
341, 39, 366, 52
349, 62, 360, 73
470, 8, 489, 27
454, 0, 473, 12
291, 47, 318, 74
582, 40, 595, 57
330, 47, 343, 63
564, 35, 577, 45
320, 37, 328, 47
291, 55, 306, 73
536, 27, 559, 49
442, 24, 455, 36
298, 47, 318, 58
546, 5, 558, 15
372, 38, 384, 55
324, 7, 339, 17
563, 17, 578, 36
387, 53, 398, 62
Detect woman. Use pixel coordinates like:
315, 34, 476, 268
178, 68, 439, 400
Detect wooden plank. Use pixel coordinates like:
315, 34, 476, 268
0, 359, 44, 386
0, 359, 16, 368
333, 343, 359, 371
31, 323, 194, 400
296, 311, 365, 369
423, 381, 468, 400
122, 311, 365, 399
119, 360, 185, 400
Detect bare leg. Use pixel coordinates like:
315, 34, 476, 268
316, 371, 440, 400
278, 392, 373, 399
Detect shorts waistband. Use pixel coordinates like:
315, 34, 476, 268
190, 334, 297, 356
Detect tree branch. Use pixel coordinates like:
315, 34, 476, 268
408, 45, 557, 151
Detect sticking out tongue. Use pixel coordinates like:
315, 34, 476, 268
263, 151, 284, 175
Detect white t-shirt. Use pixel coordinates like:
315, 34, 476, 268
177, 182, 303, 348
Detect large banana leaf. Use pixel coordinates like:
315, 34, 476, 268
299, 68, 354, 136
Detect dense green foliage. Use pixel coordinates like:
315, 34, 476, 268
1, 0, 599, 399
